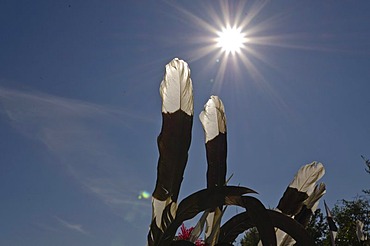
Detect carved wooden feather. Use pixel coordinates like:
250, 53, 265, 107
275, 162, 325, 246
279, 183, 326, 245
199, 96, 227, 191
199, 96, 227, 243
148, 58, 193, 245
277, 161, 325, 216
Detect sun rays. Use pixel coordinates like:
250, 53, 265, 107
167, 1, 276, 92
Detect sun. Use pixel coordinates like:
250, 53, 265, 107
168, 1, 284, 90
216, 26, 247, 55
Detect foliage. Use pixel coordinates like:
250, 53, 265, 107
305, 209, 330, 245
306, 197, 370, 246
305, 156, 370, 245
332, 196, 370, 245
240, 228, 259, 246
241, 198, 370, 246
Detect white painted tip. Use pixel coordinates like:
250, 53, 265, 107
290, 161, 325, 195
199, 95, 226, 143
151, 197, 177, 230
308, 182, 326, 211
160, 58, 193, 115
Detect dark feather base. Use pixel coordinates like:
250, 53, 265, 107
153, 110, 193, 202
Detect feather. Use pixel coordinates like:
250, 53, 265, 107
150, 58, 193, 239
160, 58, 193, 115
189, 174, 233, 244
324, 200, 338, 245
275, 162, 325, 246
277, 184, 326, 246
356, 220, 367, 242
199, 95, 226, 143
278, 183, 326, 245
199, 96, 227, 243
199, 95, 227, 191
277, 161, 325, 216
302, 182, 326, 214
289, 161, 325, 194
205, 208, 223, 245
189, 210, 209, 243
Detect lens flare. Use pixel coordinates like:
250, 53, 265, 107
138, 191, 151, 199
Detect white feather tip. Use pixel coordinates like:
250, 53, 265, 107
290, 161, 325, 195
199, 96, 226, 143
305, 182, 326, 211
160, 58, 193, 115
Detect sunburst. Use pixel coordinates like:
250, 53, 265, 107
216, 26, 248, 55
168, 1, 274, 90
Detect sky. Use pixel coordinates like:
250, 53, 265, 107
1, 1, 370, 245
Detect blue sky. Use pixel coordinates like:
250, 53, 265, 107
1, 1, 370, 245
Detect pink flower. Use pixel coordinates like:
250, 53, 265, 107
177, 224, 206, 245
195, 240, 206, 246
177, 224, 194, 240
